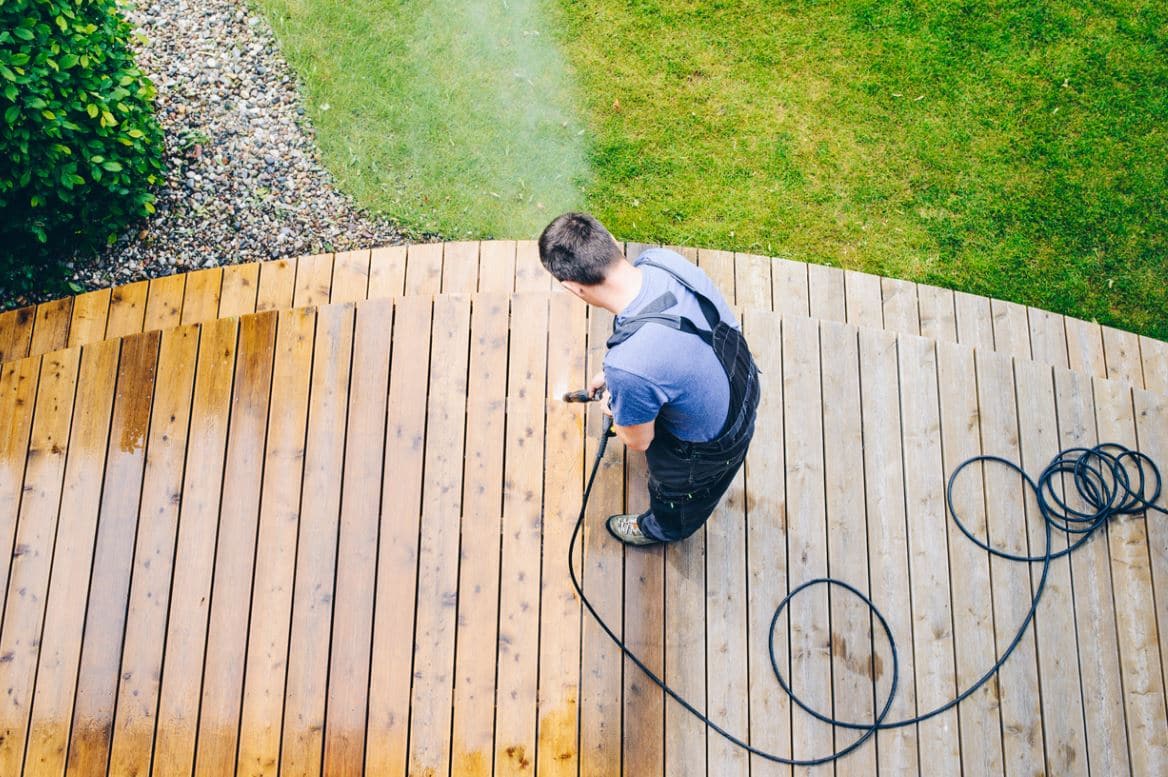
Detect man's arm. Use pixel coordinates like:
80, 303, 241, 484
612, 418, 655, 452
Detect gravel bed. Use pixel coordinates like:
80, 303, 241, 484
3, 0, 406, 309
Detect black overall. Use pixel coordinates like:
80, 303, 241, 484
606, 258, 761, 542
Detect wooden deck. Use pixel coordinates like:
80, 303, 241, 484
0, 242, 1166, 777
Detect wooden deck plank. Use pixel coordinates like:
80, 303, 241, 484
1140, 336, 1167, 394
405, 295, 471, 777
820, 320, 877, 776
256, 258, 297, 312
1093, 377, 1168, 774
698, 248, 736, 305
843, 269, 882, 329
330, 249, 371, 304
442, 241, 480, 293
741, 311, 792, 777
1053, 367, 1131, 777
106, 324, 200, 776
0, 348, 79, 776
218, 262, 261, 317
322, 301, 391, 776
29, 297, 73, 356
858, 328, 918, 775
734, 252, 772, 309
0, 356, 40, 610
180, 268, 224, 326
1027, 308, 1069, 370
143, 273, 186, 332
898, 336, 961, 775
935, 340, 1004, 777
515, 240, 550, 293
781, 315, 832, 772
772, 258, 809, 317
368, 246, 406, 299
292, 253, 334, 309
1133, 388, 1168, 709
193, 312, 277, 777
0, 305, 35, 362
451, 293, 510, 777
22, 337, 121, 777
989, 298, 1032, 360
106, 280, 149, 339
496, 293, 550, 776
478, 241, 518, 294
1014, 358, 1089, 776
151, 317, 239, 777
1101, 326, 1145, 388
364, 295, 432, 774
66, 288, 111, 347
917, 283, 957, 343
880, 277, 918, 335
536, 292, 587, 777
1064, 317, 1107, 379
406, 243, 444, 295
807, 263, 845, 322
953, 291, 994, 351
279, 303, 353, 777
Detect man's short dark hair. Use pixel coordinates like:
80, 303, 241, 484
538, 212, 622, 285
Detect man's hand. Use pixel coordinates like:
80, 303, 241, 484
588, 370, 606, 400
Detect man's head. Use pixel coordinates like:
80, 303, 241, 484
538, 212, 623, 292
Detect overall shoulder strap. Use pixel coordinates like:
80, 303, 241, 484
606, 313, 714, 349
634, 256, 721, 330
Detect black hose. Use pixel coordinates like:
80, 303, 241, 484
567, 420, 1167, 766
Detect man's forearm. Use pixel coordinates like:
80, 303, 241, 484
612, 420, 655, 452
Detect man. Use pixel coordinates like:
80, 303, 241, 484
538, 212, 760, 546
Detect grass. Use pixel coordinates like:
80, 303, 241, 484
254, 0, 1167, 339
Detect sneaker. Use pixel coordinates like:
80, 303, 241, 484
605, 513, 663, 547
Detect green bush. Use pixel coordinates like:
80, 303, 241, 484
1, 0, 165, 296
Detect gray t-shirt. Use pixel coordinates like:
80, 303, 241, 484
604, 248, 738, 442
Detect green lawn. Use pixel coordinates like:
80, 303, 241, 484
255, 0, 1167, 338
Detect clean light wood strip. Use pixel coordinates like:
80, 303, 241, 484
478, 240, 518, 293
579, 306, 625, 777
180, 267, 224, 326
898, 335, 961, 774
279, 303, 352, 777
105, 280, 149, 339
0, 356, 39, 609
1053, 367, 1131, 777
29, 297, 73, 356
235, 307, 316, 777
772, 257, 809, 317
368, 245, 407, 299
451, 293, 510, 777
1140, 336, 1167, 394
23, 337, 120, 777
106, 324, 200, 776
1027, 308, 1069, 369
66, 288, 111, 348
734, 252, 772, 309
330, 249, 371, 304
1014, 358, 1088, 777
807, 263, 845, 323
1064, 317, 1107, 378
218, 262, 261, 317
193, 311, 277, 777
917, 284, 956, 343
781, 315, 832, 773
405, 295, 470, 777
292, 253, 334, 309
0, 348, 78, 776
442, 241, 480, 293
1102, 326, 1145, 389
256, 257, 297, 312
1133, 388, 1168, 706
535, 292, 587, 777
322, 301, 390, 776
0, 305, 35, 362
143, 273, 186, 331
1094, 377, 1168, 775
364, 295, 432, 774
953, 291, 994, 350
514, 240, 550, 293
698, 248, 736, 305
819, 320, 877, 776
406, 243, 443, 295
858, 328, 918, 775
151, 316, 239, 777
989, 299, 1032, 360
880, 277, 918, 335
935, 340, 1003, 776
843, 269, 882, 329
496, 293, 550, 777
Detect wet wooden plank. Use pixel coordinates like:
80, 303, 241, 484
442, 241, 480, 293
236, 307, 316, 777
1027, 308, 1069, 370
151, 317, 239, 777
451, 293, 510, 777
698, 248, 736, 305
917, 284, 956, 343
407, 295, 471, 776
1102, 326, 1145, 388
193, 312, 277, 777
180, 267, 224, 326
106, 280, 149, 339
143, 273, 187, 332
1064, 317, 1107, 379
278, 304, 353, 777
406, 243, 443, 295
23, 338, 121, 776
256, 258, 297, 312
364, 295, 432, 774
772, 257, 809, 318
0, 305, 35, 362
218, 262, 261, 317
106, 324, 200, 775
953, 291, 994, 351
880, 277, 918, 336
989, 299, 1032, 360
495, 293, 549, 777
1141, 336, 1168, 394
330, 249, 371, 304
514, 240, 550, 293
1133, 389, 1168, 706
734, 252, 772, 309
843, 270, 882, 329
368, 245, 406, 299
29, 297, 73, 356
66, 288, 111, 347
0, 348, 80, 776
478, 240, 517, 293
322, 301, 390, 776
292, 253, 334, 309
0, 357, 39, 608
807, 263, 845, 323
536, 292, 587, 777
